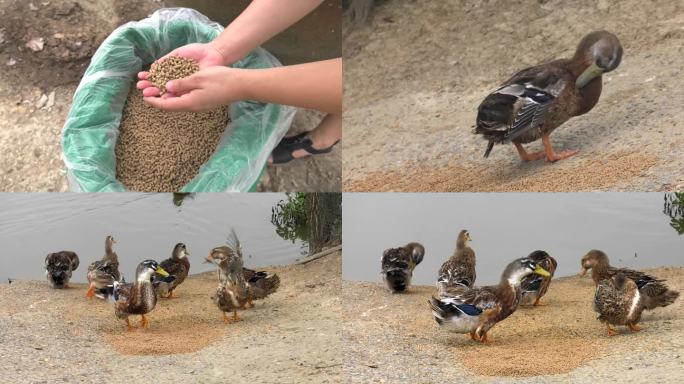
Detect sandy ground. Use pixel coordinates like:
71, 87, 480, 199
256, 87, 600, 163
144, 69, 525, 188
0, 0, 340, 192
343, 267, 684, 383
0, 252, 341, 383
342, 0, 684, 192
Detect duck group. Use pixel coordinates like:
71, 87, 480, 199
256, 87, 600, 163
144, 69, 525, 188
44, 230, 280, 331
380, 229, 679, 343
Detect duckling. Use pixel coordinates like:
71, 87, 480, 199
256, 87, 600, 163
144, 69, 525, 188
475, 31, 622, 162
594, 273, 644, 336
99, 260, 171, 330
45, 251, 79, 289
437, 230, 475, 292
520, 250, 557, 306
86, 235, 121, 299
581, 249, 679, 310
430, 257, 551, 343
380, 242, 425, 293
155, 243, 190, 299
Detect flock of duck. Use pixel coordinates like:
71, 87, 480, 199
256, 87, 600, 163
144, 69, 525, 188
380, 230, 680, 343
44, 230, 279, 331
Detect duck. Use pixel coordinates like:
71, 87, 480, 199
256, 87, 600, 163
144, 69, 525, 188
581, 249, 679, 310
205, 230, 251, 323
593, 272, 644, 336
474, 31, 623, 162
429, 256, 551, 343
86, 235, 121, 299
437, 230, 475, 292
206, 230, 280, 323
45, 251, 79, 289
242, 268, 280, 306
99, 260, 171, 330
205, 246, 280, 308
520, 250, 557, 306
380, 242, 425, 293
154, 243, 190, 299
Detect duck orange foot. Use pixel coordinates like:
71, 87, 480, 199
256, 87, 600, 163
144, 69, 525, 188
85, 286, 95, 299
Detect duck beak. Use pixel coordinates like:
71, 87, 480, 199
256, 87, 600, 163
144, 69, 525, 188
155, 266, 169, 276
534, 266, 551, 277
576, 62, 604, 88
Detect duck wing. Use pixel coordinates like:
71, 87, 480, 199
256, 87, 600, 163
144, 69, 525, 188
381, 247, 411, 273
476, 65, 569, 156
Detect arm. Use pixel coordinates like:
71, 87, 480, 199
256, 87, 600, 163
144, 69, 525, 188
143, 58, 342, 115
211, 0, 324, 65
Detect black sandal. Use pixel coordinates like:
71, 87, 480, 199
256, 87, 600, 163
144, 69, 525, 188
270, 132, 339, 165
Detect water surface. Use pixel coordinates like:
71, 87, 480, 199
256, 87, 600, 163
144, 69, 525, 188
0, 193, 305, 283
343, 193, 684, 286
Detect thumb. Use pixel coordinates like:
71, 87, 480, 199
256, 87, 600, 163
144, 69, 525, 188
166, 75, 201, 95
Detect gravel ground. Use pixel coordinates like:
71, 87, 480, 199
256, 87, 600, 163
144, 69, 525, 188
342, 0, 684, 192
0, 252, 341, 383
0, 0, 340, 192
343, 267, 683, 383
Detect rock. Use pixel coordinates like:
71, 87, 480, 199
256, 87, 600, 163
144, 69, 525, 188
37, 94, 48, 109
29, 2, 39, 11
26, 37, 45, 52
6, 58, 17, 66
45, 90, 55, 109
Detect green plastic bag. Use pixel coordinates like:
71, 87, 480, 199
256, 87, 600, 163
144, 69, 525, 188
62, 8, 296, 192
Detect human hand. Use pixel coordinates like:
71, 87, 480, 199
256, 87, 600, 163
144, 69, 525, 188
137, 42, 227, 96
140, 66, 245, 112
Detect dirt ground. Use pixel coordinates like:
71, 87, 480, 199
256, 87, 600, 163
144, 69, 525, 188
0, 0, 340, 192
343, 266, 683, 383
0, 252, 341, 383
342, 0, 684, 192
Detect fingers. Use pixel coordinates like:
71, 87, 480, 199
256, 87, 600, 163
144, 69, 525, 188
166, 76, 201, 94
143, 94, 196, 112
137, 71, 149, 80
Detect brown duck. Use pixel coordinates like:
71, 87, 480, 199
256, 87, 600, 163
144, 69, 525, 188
475, 31, 623, 162
430, 257, 551, 343
86, 235, 121, 299
437, 230, 475, 292
520, 250, 557, 306
155, 243, 190, 299
99, 260, 171, 331
581, 249, 679, 310
45, 251, 79, 289
594, 273, 644, 336
380, 242, 425, 293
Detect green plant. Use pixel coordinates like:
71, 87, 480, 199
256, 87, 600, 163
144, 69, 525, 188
663, 192, 684, 235
271, 193, 308, 243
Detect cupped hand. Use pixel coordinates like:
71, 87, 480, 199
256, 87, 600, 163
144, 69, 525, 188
141, 66, 245, 112
137, 43, 227, 97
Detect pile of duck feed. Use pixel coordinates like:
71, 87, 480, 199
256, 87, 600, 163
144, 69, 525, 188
115, 57, 229, 192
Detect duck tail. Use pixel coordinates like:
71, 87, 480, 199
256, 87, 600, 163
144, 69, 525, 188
248, 272, 280, 299
483, 140, 495, 158
384, 269, 409, 292
261, 274, 280, 296
643, 288, 679, 309
429, 296, 449, 325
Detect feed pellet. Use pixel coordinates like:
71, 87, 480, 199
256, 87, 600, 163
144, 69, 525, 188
147, 56, 199, 95
115, 58, 229, 192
